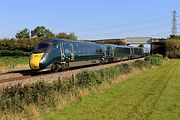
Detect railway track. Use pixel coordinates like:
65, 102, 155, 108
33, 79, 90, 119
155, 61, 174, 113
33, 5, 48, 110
0, 58, 144, 87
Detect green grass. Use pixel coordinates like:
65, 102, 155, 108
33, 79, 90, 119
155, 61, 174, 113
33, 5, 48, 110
41, 60, 180, 120
0, 56, 29, 72
0, 56, 29, 65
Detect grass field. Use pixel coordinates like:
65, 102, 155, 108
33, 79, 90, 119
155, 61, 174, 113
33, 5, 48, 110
0, 57, 29, 73
41, 60, 180, 120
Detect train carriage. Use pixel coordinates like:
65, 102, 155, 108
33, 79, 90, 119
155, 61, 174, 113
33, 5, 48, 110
107, 44, 132, 61
29, 38, 144, 72
30, 38, 105, 72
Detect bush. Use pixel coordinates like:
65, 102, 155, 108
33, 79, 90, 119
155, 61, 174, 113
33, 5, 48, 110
144, 55, 163, 66
144, 56, 151, 61
150, 57, 163, 65
99, 68, 109, 82
133, 60, 146, 68
76, 71, 100, 87
119, 63, 133, 74
152, 54, 163, 58
0, 82, 55, 113
166, 39, 180, 58
0, 50, 30, 56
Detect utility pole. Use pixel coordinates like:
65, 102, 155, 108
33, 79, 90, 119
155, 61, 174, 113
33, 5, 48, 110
172, 10, 177, 35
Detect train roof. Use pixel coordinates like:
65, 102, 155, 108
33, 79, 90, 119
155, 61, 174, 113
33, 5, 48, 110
40, 38, 101, 45
107, 44, 131, 48
40, 38, 73, 43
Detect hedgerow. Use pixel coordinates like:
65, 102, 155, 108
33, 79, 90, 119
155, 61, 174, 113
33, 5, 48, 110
144, 54, 163, 66
0, 57, 163, 119
0, 50, 30, 56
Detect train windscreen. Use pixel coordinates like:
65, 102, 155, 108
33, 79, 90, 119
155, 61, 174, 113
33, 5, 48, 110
32, 43, 49, 53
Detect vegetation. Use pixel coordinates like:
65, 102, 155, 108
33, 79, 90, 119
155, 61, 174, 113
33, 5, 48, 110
0, 50, 30, 56
15, 28, 30, 39
138, 44, 144, 47
31, 26, 55, 38
42, 59, 180, 120
0, 56, 163, 120
56, 32, 78, 41
0, 26, 78, 57
166, 38, 180, 58
0, 57, 29, 73
144, 54, 163, 66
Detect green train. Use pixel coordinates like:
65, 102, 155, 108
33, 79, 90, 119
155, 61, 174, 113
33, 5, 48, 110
29, 38, 144, 72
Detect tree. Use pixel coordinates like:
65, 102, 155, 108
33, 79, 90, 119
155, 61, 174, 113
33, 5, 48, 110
56, 32, 78, 40
15, 28, 30, 39
166, 38, 180, 58
31, 26, 54, 38
56, 32, 69, 39
68, 32, 78, 40
138, 44, 144, 47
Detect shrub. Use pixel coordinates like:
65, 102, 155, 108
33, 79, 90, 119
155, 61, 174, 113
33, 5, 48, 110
133, 60, 145, 68
150, 57, 163, 65
152, 54, 163, 58
166, 39, 180, 58
0, 50, 30, 56
76, 71, 100, 87
119, 63, 133, 74
0, 82, 56, 113
144, 56, 151, 61
99, 68, 108, 81
145, 55, 163, 66
110, 66, 120, 78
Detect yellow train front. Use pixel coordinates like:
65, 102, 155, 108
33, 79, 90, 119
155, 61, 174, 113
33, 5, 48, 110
29, 38, 64, 72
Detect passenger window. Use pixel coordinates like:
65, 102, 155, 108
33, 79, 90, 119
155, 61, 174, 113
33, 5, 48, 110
65, 48, 70, 54
56, 44, 58, 48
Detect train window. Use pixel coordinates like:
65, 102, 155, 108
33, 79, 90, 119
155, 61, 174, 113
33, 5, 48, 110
65, 48, 70, 54
33, 43, 49, 53
56, 44, 58, 48
99, 49, 102, 52
37, 43, 49, 50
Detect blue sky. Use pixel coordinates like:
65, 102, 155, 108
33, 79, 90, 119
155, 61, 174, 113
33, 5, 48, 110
0, 0, 179, 40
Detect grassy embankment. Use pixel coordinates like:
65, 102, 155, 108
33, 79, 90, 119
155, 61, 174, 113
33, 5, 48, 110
42, 59, 180, 120
0, 57, 29, 73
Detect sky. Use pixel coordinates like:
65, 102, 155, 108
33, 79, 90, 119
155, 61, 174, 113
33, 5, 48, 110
0, 0, 180, 40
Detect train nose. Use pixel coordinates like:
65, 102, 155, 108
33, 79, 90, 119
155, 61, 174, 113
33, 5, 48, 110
29, 53, 44, 70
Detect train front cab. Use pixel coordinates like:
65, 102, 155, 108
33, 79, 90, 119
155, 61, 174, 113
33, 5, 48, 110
29, 42, 49, 70
29, 40, 76, 72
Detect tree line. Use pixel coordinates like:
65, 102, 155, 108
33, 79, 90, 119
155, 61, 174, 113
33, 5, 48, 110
15, 26, 78, 40
0, 26, 78, 56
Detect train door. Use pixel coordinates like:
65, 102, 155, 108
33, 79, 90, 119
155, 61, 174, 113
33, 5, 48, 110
70, 44, 75, 61
63, 43, 75, 61
111, 46, 114, 58
59, 43, 65, 61
101, 45, 106, 58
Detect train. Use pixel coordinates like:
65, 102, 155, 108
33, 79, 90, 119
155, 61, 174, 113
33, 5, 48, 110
29, 38, 144, 72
